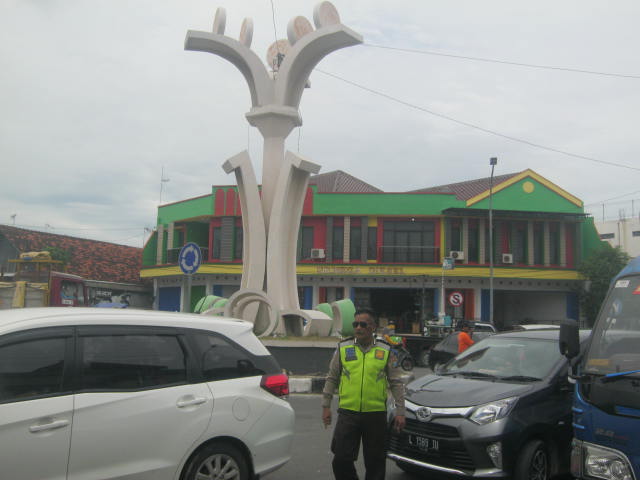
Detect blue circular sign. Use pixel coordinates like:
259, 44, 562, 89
178, 242, 202, 275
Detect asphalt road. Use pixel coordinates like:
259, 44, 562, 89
271, 367, 433, 480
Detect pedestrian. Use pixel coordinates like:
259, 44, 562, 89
321, 308, 406, 480
457, 320, 475, 353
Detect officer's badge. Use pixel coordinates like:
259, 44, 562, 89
375, 349, 385, 360
345, 346, 357, 361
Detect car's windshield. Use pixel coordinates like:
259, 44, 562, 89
440, 336, 561, 380
584, 274, 640, 377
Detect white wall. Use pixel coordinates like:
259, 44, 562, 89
595, 217, 640, 257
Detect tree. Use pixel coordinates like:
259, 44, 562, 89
42, 245, 73, 269
577, 245, 630, 327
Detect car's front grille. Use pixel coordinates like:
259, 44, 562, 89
405, 418, 459, 438
387, 419, 475, 471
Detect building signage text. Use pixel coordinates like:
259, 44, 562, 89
315, 265, 406, 275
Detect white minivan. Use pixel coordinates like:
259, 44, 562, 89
0, 308, 294, 480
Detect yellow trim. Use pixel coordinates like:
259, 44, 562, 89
141, 264, 245, 278
368, 217, 378, 227
466, 169, 583, 207
141, 264, 581, 281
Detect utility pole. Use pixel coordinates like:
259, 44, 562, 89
489, 157, 497, 326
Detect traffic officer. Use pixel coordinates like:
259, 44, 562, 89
321, 308, 406, 480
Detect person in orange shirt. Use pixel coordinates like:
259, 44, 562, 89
457, 320, 475, 353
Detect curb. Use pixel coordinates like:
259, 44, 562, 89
289, 373, 415, 394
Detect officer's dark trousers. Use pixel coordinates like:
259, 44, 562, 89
331, 409, 387, 480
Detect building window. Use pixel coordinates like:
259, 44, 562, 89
332, 226, 344, 260
450, 221, 461, 252
382, 220, 436, 263
484, 224, 497, 263
514, 223, 528, 264
367, 227, 378, 260
599, 233, 615, 239
350, 227, 361, 260
468, 221, 479, 263
533, 223, 544, 265
633, 231, 640, 237
297, 226, 314, 259
212, 227, 221, 259
233, 226, 243, 260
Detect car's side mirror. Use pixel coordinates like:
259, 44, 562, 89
559, 319, 580, 359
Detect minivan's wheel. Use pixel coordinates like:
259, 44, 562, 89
401, 356, 415, 371
182, 443, 249, 480
514, 439, 550, 480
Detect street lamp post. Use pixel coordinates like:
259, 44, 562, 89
489, 157, 497, 325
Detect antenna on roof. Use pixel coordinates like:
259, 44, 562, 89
10, 214, 16, 225
159, 166, 170, 205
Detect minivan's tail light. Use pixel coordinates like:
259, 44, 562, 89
260, 373, 289, 397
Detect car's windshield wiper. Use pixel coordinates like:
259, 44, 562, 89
450, 371, 498, 379
601, 369, 640, 383
499, 375, 541, 382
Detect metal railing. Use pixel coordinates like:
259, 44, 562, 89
379, 245, 440, 264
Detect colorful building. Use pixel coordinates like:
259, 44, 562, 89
141, 169, 604, 332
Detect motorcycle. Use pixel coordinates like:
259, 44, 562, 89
393, 345, 415, 371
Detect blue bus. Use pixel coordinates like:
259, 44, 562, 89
560, 256, 640, 480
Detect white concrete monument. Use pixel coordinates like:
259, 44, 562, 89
185, 2, 362, 336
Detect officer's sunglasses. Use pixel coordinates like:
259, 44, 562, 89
352, 321, 370, 328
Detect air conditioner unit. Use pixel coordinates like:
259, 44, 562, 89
502, 253, 514, 264
449, 251, 464, 260
310, 248, 325, 259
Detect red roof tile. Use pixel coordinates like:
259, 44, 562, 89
0, 225, 142, 284
309, 170, 383, 193
409, 171, 522, 200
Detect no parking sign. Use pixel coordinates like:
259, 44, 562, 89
448, 291, 464, 307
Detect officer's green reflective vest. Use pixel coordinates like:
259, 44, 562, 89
338, 339, 390, 412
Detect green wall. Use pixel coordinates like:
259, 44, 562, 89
313, 193, 465, 215
142, 232, 157, 265
581, 217, 606, 259
470, 179, 583, 213
158, 194, 213, 225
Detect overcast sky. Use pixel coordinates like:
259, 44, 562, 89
2, 0, 640, 247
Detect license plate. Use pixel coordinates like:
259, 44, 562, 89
408, 434, 439, 451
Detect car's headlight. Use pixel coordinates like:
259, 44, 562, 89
469, 397, 518, 425
583, 443, 634, 480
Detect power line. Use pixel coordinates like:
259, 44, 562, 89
363, 43, 640, 80
269, 0, 279, 45
269, 0, 282, 63
316, 68, 640, 173
5, 223, 144, 232
585, 190, 640, 206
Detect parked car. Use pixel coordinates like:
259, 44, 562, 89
510, 324, 560, 331
463, 321, 498, 333
427, 330, 494, 370
0, 308, 294, 480
388, 329, 590, 480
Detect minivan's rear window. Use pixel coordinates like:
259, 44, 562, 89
191, 332, 279, 381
